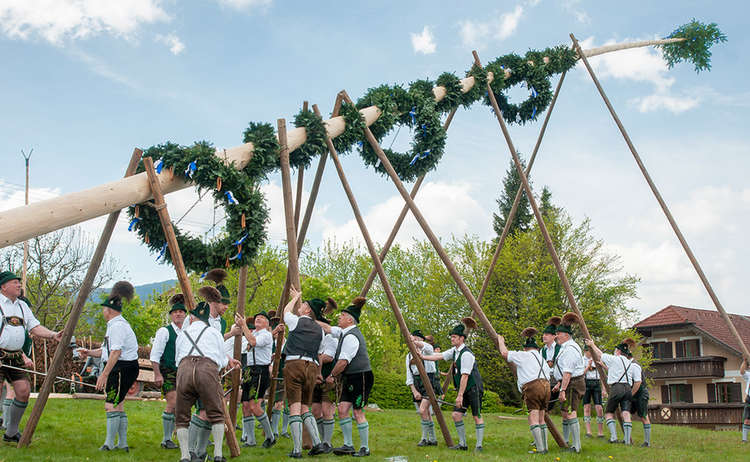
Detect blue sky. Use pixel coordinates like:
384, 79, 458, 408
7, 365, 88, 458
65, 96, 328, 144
1, 1, 748, 320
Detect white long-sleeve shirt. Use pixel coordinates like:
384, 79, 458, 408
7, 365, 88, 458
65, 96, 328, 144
176, 319, 228, 371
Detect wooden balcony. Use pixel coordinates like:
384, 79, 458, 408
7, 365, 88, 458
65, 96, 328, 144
648, 403, 743, 430
646, 356, 726, 379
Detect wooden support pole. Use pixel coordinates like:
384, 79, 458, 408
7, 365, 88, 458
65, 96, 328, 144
571, 34, 750, 362
19, 148, 143, 448
314, 103, 454, 447
294, 167, 304, 232
142, 157, 240, 457
473, 50, 611, 396
344, 89, 568, 448
476, 70, 568, 305
358, 107, 459, 298
267, 118, 303, 418
229, 265, 249, 427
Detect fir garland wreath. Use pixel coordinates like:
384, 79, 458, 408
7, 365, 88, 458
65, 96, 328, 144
126, 20, 724, 273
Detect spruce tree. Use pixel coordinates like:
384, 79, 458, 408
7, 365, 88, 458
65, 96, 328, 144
492, 157, 533, 237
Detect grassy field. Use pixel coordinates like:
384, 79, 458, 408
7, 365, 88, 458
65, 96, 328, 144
0, 398, 746, 461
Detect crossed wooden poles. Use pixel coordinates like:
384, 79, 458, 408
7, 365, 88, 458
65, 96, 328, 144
19, 37, 749, 454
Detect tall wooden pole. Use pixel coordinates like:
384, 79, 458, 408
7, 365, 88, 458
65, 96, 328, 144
314, 103, 454, 446
142, 157, 239, 457
19, 148, 142, 448
267, 119, 302, 418
229, 265, 249, 427
476, 70, 568, 305
571, 34, 750, 362
358, 107, 459, 298
342, 90, 567, 446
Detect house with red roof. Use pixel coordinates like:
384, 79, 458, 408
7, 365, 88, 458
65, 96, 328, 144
634, 305, 750, 430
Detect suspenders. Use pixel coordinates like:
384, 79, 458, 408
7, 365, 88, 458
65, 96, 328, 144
617, 357, 632, 385
184, 325, 210, 356
0, 300, 25, 340
532, 351, 545, 380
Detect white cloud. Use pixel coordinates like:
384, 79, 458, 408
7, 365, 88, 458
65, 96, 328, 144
0, 0, 169, 45
0, 179, 61, 211
69, 48, 138, 88
561, 0, 590, 24
217, 0, 273, 10
411, 26, 436, 55
581, 36, 700, 114
458, 5, 524, 49
156, 33, 185, 55
320, 181, 490, 247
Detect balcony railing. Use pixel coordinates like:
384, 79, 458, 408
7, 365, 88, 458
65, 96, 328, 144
648, 403, 743, 429
646, 355, 726, 379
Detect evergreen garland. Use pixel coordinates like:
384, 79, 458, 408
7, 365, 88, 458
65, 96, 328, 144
127, 20, 724, 272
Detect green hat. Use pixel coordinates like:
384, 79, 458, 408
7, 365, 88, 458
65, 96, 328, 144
411, 329, 425, 340
449, 324, 467, 338
524, 337, 540, 349
556, 312, 579, 335
522, 327, 539, 349
0, 271, 20, 287
306, 298, 326, 320
217, 284, 231, 305
556, 324, 573, 335
191, 301, 210, 322
543, 316, 561, 335
168, 294, 187, 314
615, 343, 630, 356
101, 281, 135, 312
253, 310, 270, 323
342, 297, 366, 323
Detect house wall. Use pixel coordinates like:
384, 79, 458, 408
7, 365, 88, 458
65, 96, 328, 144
642, 327, 748, 405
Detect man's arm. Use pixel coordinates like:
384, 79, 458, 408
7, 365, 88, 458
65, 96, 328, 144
498, 335, 509, 360
329, 359, 349, 378
631, 380, 642, 396
96, 349, 121, 391
284, 287, 302, 316
30, 324, 62, 341
455, 374, 469, 408
559, 371, 572, 403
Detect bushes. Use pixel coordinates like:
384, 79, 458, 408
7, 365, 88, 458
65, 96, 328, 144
369, 372, 504, 413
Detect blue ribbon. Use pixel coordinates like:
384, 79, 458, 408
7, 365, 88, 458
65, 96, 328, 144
232, 233, 248, 247
409, 106, 416, 124
127, 217, 140, 231
357, 141, 364, 149
225, 190, 238, 205
156, 243, 167, 262
421, 124, 427, 137
155, 158, 164, 174
229, 250, 243, 261
531, 87, 538, 98
199, 272, 207, 280
409, 150, 431, 166
184, 160, 197, 179
532, 106, 537, 118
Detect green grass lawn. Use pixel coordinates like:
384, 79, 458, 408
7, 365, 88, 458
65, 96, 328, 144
0, 398, 746, 461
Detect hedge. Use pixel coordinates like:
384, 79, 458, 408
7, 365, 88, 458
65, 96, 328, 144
368, 372, 506, 413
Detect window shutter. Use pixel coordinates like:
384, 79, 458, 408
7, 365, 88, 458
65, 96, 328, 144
661, 385, 670, 403
707, 383, 716, 403
675, 341, 685, 358
730, 383, 742, 403
684, 384, 694, 403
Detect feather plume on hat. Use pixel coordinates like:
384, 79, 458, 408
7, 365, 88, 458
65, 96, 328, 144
169, 293, 185, 306
461, 317, 478, 335
110, 281, 135, 302
522, 327, 538, 338
623, 338, 636, 349
350, 297, 366, 309
204, 268, 228, 284
547, 316, 562, 327
324, 297, 338, 314
561, 312, 580, 326
198, 286, 222, 303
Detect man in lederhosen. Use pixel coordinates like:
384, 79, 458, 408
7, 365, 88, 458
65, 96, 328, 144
582, 346, 606, 438
405, 329, 438, 447
627, 348, 651, 447
554, 312, 586, 453
0, 271, 62, 443
498, 327, 550, 454
174, 301, 241, 462
311, 304, 337, 450
422, 317, 484, 453
150, 293, 190, 450
584, 337, 635, 446
539, 316, 561, 447
281, 287, 330, 458
321, 296, 373, 457
79, 281, 140, 452
234, 309, 276, 449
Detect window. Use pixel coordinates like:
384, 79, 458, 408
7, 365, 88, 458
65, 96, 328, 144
707, 383, 742, 403
649, 341, 673, 359
675, 339, 700, 358
661, 384, 693, 403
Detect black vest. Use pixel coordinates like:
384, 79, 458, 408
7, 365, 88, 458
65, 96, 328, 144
334, 326, 371, 374
283, 316, 322, 359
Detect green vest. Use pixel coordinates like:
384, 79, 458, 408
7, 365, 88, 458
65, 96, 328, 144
22, 331, 32, 357
542, 343, 561, 361
160, 324, 178, 370
220, 317, 227, 334
453, 346, 481, 390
